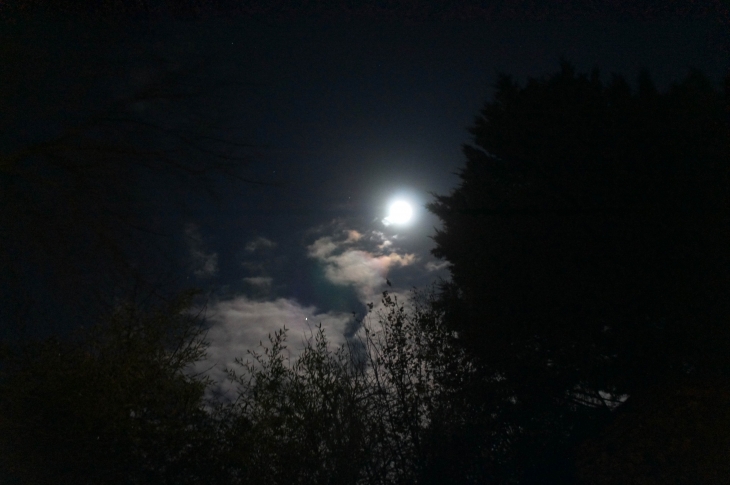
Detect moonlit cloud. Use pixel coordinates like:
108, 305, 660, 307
308, 237, 338, 259
190, 221, 419, 398
191, 295, 351, 399
308, 231, 417, 302
322, 250, 415, 299
345, 230, 363, 242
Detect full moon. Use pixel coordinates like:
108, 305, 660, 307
388, 200, 413, 224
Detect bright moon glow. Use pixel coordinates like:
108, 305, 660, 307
388, 201, 413, 224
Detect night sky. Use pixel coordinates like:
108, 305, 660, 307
4, 5, 728, 388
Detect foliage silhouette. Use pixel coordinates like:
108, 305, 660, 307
220, 288, 485, 484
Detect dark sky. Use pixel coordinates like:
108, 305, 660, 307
4, 7, 727, 384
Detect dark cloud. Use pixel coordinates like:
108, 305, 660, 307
185, 223, 219, 278
244, 236, 277, 253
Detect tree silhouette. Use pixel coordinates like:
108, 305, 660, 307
0, 291, 225, 484
428, 62, 729, 481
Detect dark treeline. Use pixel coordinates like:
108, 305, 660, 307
428, 62, 730, 483
1, 59, 729, 483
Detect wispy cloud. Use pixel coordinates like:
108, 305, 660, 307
425, 260, 449, 272
240, 237, 278, 289
185, 223, 218, 278
243, 276, 273, 289
245, 236, 277, 253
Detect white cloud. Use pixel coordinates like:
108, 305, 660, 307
185, 223, 218, 278
191, 296, 351, 399
308, 233, 417, 302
